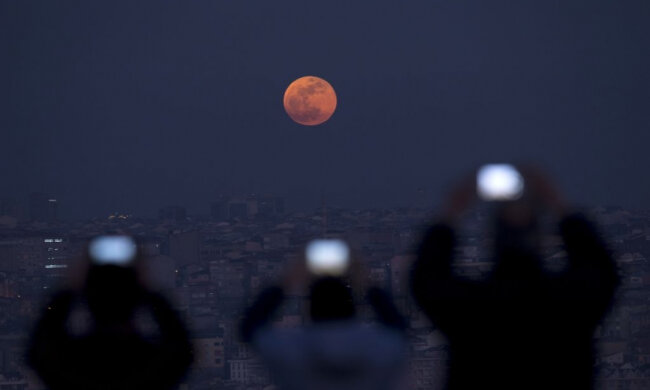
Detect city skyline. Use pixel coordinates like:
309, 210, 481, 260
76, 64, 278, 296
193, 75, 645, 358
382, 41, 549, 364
0, 203, 648, 388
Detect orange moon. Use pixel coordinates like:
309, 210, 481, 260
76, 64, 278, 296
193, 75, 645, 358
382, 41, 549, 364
283, 76, 337, 126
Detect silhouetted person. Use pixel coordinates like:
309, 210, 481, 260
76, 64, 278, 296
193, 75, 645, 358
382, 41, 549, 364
411, 167, 619, 390
241, 248, 408, 390
28, 235, 192, 390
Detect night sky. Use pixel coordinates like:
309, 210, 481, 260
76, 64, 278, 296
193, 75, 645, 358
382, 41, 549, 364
2, 1, 649, 219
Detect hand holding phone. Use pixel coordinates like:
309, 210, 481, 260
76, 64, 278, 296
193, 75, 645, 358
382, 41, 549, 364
477, 164, 524, 201
88, 236, 137, 266
305, 239, 350, 276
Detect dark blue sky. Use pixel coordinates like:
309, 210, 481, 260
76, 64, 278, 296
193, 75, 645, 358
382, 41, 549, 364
1, 1, 649, 218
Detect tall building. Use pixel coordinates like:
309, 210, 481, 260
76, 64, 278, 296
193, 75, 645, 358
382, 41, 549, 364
210, 197, 228, 221
210, 195, 285, 221
228, 201, 248, 219
256, 195, 285, 217
169, 231, 200, 267
0, 198, 23, 219
28, 193, 57, 223
158, 205, 187, 223
41, 237, 70, 290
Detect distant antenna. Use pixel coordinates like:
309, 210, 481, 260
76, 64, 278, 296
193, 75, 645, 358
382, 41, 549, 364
416, 186, 426, 209
321, 190, 328, 237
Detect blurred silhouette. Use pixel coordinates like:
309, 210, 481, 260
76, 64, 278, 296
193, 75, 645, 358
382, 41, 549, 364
240, 241, 408, 390
411, 167, 619, 390
27, 235, 192, 390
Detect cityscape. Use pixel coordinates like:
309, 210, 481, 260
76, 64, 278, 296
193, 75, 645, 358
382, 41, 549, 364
0, 194, 648, 389
3, 1, 649, 389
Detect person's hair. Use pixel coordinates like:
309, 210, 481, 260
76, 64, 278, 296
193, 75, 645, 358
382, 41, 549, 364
84, 265, 143, 323
309, 277, 355, 322
492, 201, 543, 280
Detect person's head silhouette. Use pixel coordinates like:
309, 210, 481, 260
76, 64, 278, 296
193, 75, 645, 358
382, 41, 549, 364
491, 201, 542, 279
28, 234, 193, 390
309, 277, 355, 322
84, 265, 142, 324
82, 235, 144, 325
488, 167, 563, 280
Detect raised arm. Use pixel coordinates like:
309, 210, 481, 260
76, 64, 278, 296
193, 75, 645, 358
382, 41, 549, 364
367, 287, 407, 331
240, 286, 285, 342
560, 213, 619, 307
411, 174, 477, 312
26, 291, 77, 388
136, 292, 193, 390
410, 223, 458, 307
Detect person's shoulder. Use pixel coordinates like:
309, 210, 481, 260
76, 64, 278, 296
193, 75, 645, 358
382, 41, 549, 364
317, 322, 407, 348
253, 326, 305, 349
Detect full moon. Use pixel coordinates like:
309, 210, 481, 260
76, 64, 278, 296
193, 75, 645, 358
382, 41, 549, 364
283, 76, 337, 126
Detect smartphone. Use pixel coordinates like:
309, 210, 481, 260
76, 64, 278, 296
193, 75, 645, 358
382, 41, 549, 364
88, 235, 137, 266
477, 164, 524, 201
305, 239, 350, 276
